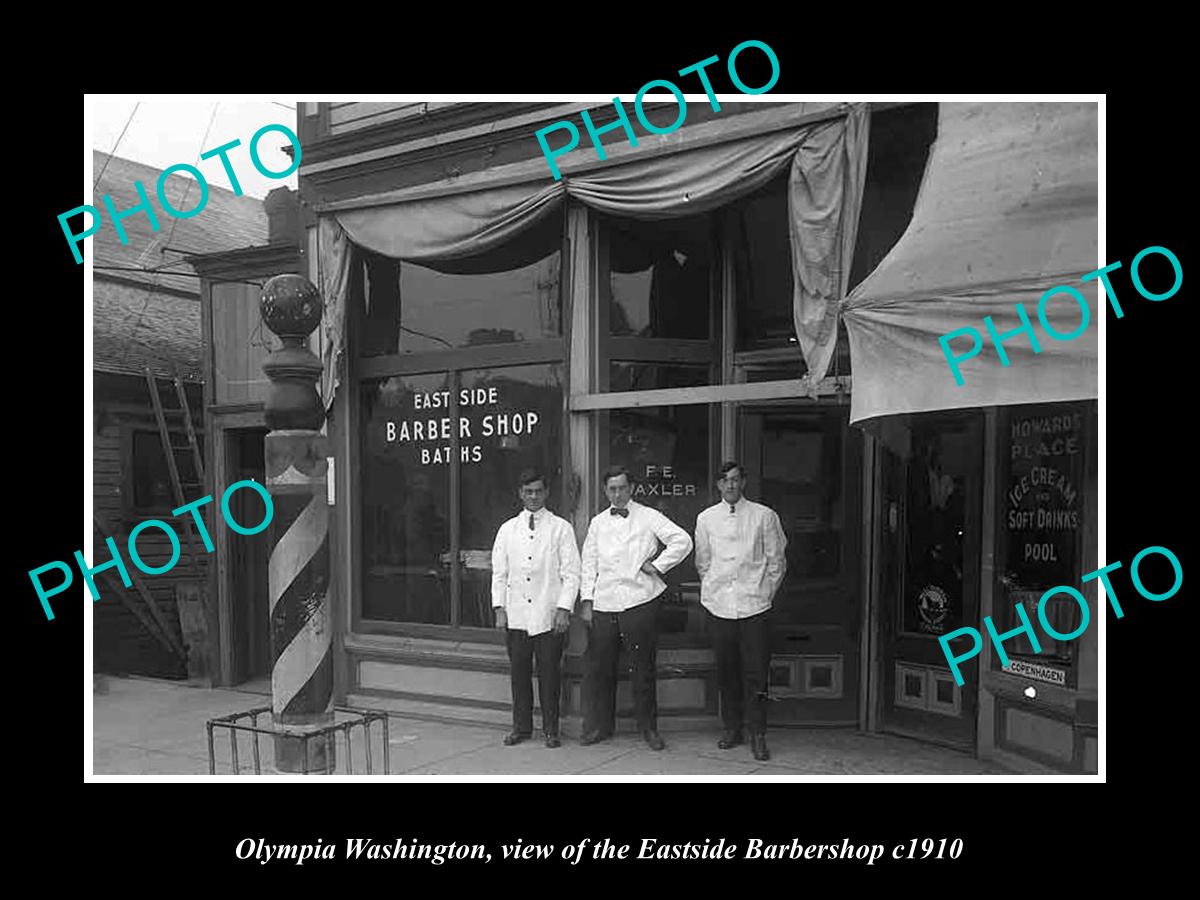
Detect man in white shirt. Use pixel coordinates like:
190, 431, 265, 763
491, 468, 581, 748
579, 465, 693, 751
694, 461, 788, 761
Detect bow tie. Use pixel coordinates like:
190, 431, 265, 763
609, 507, 629, 518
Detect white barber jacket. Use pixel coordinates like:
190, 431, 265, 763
694, 497, 788, 619
581, 500, 693, 613
491, 507, 581, 636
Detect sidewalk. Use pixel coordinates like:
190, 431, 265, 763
92, 675, 1012, 776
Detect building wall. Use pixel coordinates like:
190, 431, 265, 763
93, 373, 209, 679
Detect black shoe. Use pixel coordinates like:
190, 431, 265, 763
545, 734, 561, 749
579, 730, 610, 746
717, 729, 744, 749
643, 730, 666, 752
751, 733, 770, 761
503, 731, 531, 746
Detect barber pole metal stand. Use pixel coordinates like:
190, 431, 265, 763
260, 274, 334, 773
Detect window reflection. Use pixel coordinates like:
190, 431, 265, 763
900, 421, 968, 638
357, 210, 563, 356
459, 364, 564, 628
603, 214, 712, 340
742, 408, 845, 628
733, 175, 794, 351
361, 372, 452, 624
606, 404, 712, 635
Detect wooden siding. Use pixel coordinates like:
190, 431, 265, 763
302, 100, 795, 209
93, 383, 209, 679
329, 102, 468, 136
211, 281, 274, 405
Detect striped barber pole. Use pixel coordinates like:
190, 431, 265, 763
266, 432, 333, 771
269, 487, 331, 721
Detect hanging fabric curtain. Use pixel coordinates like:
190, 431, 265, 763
565, 125, 804, 217
337, 181, 564, 261
841, 102, 1098, 425
789, 104, 870, 384
317, 102, 872, 406
316, 215, 352, 410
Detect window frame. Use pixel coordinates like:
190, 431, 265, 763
349, 231, 569, 641
122, 424, 197, 521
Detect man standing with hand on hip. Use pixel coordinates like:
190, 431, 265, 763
491, 468, 581, 749
579, 465, 693, 751
694, 461, 788, 761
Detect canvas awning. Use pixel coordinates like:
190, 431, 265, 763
312, 103, 870, 409
842, 102, 1099, 424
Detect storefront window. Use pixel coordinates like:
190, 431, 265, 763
995, 402, 1092, 671
357, 209, 563, 357
361, 372, 453, 624
900, 419, 974, 638
741, 408, 846, 630
733, 175, 794, 351
602, 213, 713, 340
605, 404, 711, 635
458, 364, 565, 628
360, 364, 565, 627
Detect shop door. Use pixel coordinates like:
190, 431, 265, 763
741, 404, 861, 725
877, 412, 982, 749
227, 428, 271, 685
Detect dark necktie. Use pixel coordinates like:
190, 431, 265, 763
610, 507, 629, 518
529, 513, 536, 531
729, 503, 737, 514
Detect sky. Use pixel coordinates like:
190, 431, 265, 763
91, 99, 299, 198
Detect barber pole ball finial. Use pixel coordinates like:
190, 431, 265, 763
260, 274, 325, 431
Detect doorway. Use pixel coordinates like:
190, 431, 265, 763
875, 411, 982, 749
740, 402, 862, 725
225, 427, 271, 685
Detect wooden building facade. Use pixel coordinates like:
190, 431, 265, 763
92, 152, 267, 679
200, 101, 1099, 773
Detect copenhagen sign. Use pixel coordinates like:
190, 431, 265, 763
938, 543, 1183, 686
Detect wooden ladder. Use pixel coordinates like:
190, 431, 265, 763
144, 366, 207, 570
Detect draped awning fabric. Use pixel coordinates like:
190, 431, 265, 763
842, 102, 1099, 425
316, 104, 871, 409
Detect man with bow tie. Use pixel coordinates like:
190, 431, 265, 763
491, 468, 581, 748
694, 461, 788, 761
579, 465, 693, 751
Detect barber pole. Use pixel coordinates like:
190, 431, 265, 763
260, 274, 334, 772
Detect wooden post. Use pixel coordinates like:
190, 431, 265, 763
260, 274, 334, 774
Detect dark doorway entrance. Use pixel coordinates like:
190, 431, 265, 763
226, 428, 271, 684
740, 403, 862, 725
876, 411, 982, 749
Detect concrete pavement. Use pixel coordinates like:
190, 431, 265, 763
92, 675, 1012, 776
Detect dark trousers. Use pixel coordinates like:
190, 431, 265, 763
505, 628, 564, 736
583, 597, 661, 734
709, 609, 771, 736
